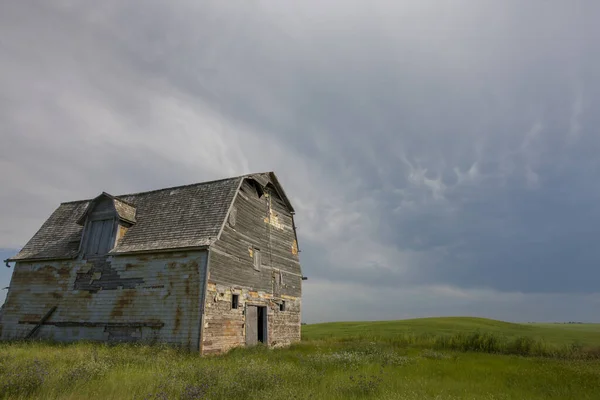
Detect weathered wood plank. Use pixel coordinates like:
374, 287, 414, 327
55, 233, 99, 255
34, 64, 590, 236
202, 177, 302, 354
25, 305, 57, 339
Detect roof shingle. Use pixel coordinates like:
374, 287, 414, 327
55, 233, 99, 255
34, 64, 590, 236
8, 175, 244, 261
113, 198, 137, 224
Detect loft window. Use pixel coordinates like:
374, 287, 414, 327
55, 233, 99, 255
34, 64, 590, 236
279, 301, 286, 312
77, 192, 136, 259
232, 294, 239, 309
253, 248, 261, 271
84, 219, 115, 256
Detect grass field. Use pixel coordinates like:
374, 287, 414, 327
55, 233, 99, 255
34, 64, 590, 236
1, 317, 599, 399
303, 317, 600, 348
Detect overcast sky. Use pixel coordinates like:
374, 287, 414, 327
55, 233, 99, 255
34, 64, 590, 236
1, 1, 599, 323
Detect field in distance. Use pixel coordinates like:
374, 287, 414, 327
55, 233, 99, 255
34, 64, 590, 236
1, 317, 599, 400
302, 316, 600, 347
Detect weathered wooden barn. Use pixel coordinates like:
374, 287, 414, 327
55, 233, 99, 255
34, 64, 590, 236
0, 172, 303, 354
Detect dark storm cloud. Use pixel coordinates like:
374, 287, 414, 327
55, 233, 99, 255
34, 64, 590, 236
1, 1, 599, 321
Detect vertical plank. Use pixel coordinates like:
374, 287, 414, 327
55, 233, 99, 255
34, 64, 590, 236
246, 306, 257, 345
87, 220, 102, 255
98, 220, 113, 254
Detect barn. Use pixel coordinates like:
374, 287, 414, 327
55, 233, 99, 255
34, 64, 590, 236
0, 172, 303, 354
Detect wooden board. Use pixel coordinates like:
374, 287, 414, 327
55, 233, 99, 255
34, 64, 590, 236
246, 305, 258, 345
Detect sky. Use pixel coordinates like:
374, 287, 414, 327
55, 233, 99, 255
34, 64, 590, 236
1, 1, 599, 323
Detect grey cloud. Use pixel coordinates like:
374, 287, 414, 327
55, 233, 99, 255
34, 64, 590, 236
304, 279, 600, 324
1, 1, 600, 321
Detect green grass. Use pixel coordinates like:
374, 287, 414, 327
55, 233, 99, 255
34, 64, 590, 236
303, 317, 600, 347
1, 317, 600, 399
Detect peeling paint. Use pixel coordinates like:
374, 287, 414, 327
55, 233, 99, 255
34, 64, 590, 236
74, 259, 144, 292
0, 251, 208, 351
264, 209, 285, 230
106, 326, 141, 342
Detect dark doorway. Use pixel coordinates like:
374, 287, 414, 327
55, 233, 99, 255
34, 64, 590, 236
246, 305, 267, 346
257, 306, 266, 343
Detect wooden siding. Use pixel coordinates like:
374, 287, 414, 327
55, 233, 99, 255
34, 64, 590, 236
0, 251, 208, 351
202, 179, 302, 354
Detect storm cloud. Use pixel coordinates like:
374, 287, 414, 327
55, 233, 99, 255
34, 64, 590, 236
1, 1, 599, 322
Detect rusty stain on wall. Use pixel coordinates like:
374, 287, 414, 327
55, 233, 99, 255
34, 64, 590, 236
115, 225, 129, 245
0, 251, 207, 351
10, 265, 70, 291
110, 290, 136, 318
174, 306, 182, 333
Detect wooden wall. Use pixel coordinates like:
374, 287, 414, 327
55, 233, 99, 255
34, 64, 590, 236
201, 178, 302, 354
0, 250, 208, 351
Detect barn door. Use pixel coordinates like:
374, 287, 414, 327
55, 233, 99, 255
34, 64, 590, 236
257, 306, 267, 343
246, 305, 267, 346
246, 306, 258, 345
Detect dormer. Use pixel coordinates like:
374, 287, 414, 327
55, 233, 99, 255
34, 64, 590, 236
77, 192, 136, 259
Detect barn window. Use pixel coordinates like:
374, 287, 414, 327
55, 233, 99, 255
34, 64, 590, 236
77, 192, 136, 259
232, 294, 239, 309
279, 301, 286, 312
84, 219, 115, 256
253, 248, 261, 271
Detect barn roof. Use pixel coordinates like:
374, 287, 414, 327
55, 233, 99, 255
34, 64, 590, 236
7, 172, 291, 262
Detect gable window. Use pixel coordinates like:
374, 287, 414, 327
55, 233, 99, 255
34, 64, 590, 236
253, 248, 261, 271
232, 294, 239, 309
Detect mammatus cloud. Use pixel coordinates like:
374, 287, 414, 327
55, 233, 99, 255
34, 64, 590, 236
1, 1, 599, 322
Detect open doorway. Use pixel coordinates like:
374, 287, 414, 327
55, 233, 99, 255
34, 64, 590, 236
246, 305, 267, 345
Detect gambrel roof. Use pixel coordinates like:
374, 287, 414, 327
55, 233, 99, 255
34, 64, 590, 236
7, 172, 293, 262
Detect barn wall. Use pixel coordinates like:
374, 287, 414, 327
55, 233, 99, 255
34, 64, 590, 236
202, 179, 302, 354
0, 250, 207, 351
202, 283, 301, 354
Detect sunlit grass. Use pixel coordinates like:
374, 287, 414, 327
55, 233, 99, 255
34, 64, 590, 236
1, 317, 599, 399
303, 317, 600, 346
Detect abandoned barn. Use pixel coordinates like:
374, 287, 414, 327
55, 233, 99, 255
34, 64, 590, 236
0, 172, 303, 354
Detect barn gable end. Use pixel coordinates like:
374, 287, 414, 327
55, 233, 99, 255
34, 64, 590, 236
202, 174, 302, 354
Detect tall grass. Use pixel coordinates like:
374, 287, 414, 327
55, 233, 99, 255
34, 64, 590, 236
437, 331, 600, 359
316, 330, 600, 360
2, 318, 600, 399
1, 338, 599, 400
